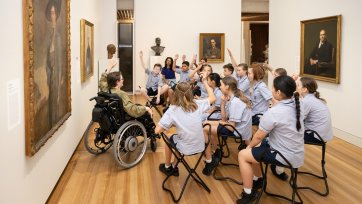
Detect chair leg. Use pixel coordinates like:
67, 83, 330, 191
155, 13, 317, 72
297, 144, 329, 196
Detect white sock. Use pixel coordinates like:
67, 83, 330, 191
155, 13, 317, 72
276, 166, 285, 175
165, 164, 171, 168
244, 188, 252, 194
205, 159, 212, 163
253, 175, 260, 181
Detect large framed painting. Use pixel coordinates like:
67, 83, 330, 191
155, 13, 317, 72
199, 33, 225, 63
300, 15, 341, 84
80, 19, 94, 83
23, 0, 71, 156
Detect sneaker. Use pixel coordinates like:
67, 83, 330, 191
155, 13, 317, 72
212, 148, 223, 167
159, 163, 179, 176
202, 161, 215, 176
236, 190, 258, 204
252, 177, 264, 190
271, 164, 289, 181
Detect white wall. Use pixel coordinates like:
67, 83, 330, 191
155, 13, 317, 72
0, 0, 116, 203
134, 0, 241, 87
242, 0, 269, 13
269, 0, 362, 147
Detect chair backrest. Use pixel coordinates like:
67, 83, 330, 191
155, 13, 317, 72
91, 92, 126, 134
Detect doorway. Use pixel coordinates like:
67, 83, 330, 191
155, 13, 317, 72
250, 23, 269, 63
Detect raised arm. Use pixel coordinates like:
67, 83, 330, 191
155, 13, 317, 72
172, 54, 179, 72
139, 51, 147, 70
188, 62, 202, 78
190, 54, 197, 70
182, 54, 186, 62
227, 48, 238, 68
201, 72, 216, 105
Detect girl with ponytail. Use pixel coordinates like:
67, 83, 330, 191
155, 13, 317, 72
296, 77, 333, 142
202, 76, 253, 176
236, 75, 304, 203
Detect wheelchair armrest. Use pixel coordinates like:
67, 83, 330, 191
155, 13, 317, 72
305, 130, 326, 143
207, 109, 221, 121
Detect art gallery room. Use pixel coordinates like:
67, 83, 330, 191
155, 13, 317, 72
1, 0, 362, 203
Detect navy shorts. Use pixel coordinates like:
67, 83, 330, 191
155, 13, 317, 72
147, 88, 158, 96
169, 135, 177, 147
304, 131, 324, 144
217, 124, 235, 137
252, 139, 284, 166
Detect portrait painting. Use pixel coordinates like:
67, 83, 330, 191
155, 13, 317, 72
199, 33, 225, 63
300, 15, 341, 83
23, 0, 71, 156
80, 19, 94, 83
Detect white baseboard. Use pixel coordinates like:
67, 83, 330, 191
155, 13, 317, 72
333, 128, 362, 148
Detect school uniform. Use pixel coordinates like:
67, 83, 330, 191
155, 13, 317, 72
196, 78, 208, 98
303, 93, 333, 142
202, 87, 222, 121
158, 99, 210, 155
175, 68, 191, 83
251, 81, 272, 116
255, 98, 305, 168
218, 95, 252, 140
236, 75, 250, 99
145, 68, 163, 96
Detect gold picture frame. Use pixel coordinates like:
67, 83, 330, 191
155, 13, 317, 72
300, 15, 341, 83
23, 0, 71, 156
199, 33, 225, 63
80, 19, 94, 83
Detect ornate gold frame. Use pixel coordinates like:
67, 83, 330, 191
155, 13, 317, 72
199, 33, 225, 63
300, 15, 341, 84
80, 19, 94, 83
23, 0, 71, 156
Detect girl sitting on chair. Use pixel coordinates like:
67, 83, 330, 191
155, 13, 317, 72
155, 73, 216, 176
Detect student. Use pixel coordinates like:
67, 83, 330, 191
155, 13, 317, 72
189, 63, 213, 98
264, 63, 299, 80
223, 63, 235, 78
297, 77, 333, 142
202, 73, 222, 121
248, 64, 272, 125
203, 76, 253, 176
155, 74, 216, 176
227, 48, 250, 98
99, 66, 153, 118
237, 75, 304, 203
138, 51, 169, 104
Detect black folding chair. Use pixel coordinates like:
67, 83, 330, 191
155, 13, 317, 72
160, 123, 212, 202
297, 130, 329, 196
256, 148, 303, 204
207, 110, 246, 185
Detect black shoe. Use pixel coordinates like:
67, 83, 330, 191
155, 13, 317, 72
236, 190, 258, 204
159, 163, 179, 176
202, 161, 215, 176
212, 148, 223, 167
271, 164, 289, 181
253, 177, 264, 190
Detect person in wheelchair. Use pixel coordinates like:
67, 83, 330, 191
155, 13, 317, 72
203, 76, 252, 175
154, 74, 216, 177
237, 76, 304, 204
99, 67, 153, 120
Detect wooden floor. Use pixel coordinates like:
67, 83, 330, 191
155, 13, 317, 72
48, 96, 362, 204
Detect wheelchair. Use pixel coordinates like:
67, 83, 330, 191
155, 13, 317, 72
83, 91, 160, 168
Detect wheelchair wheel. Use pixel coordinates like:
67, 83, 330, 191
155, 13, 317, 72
83, 120, 114, 155
113, 120, 148, 168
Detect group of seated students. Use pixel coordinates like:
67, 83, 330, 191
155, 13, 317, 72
99, 48, 333, 204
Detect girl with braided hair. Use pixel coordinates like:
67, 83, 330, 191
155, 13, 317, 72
236, 75, 304, 204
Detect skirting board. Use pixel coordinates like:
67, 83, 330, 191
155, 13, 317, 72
333, 127, 362, 148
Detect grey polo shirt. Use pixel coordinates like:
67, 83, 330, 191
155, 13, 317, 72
237, 75, 250, 99
145, 68, 163, 91
259, 98, 305, 168
251, 81, 272, 115
225, 95, 252, 140
303, 94, 333, 141
158, 99, 210, 155
175, 68, 191, 83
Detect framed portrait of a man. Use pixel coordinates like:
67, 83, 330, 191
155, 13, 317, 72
199, 33, 225, 63
300, 15, 341, 84
23, 0, 71, 156
80, 19, 94, 83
